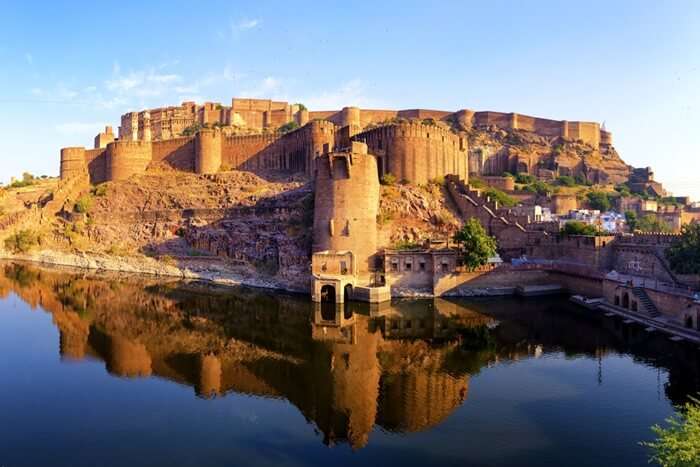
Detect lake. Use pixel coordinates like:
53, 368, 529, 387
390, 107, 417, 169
0, 261, 697, 467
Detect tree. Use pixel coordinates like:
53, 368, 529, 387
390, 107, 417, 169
556, 175, 576, 187
666, 223, 700, 274
277, 121, 299, 134
453, 218, 497, 270
587, 191, 611, 211
562, 221, 598, 236
625, 210, 638, 232
636, 214, 672, 233
642, 396, 700, 466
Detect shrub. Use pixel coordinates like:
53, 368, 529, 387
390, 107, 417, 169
74, 195, 93, 213
641, 396, 700, 466
562, 221, 598, 236
453, 218, 498, 270
636, 214, 672, 233
666, 223, 700, 274
485, 187, 517, 208
277, 121, 299, 134
380, 173, 397, 186
470, 178, 485, 188
515, 173, 536, 185
430, 176, 445, 186
4, 229, 40, 253
556, 175, 577, 187
586, 191, 611, 211
294, 103, 307, 111
92, 184, 108, 197
625, 210, 638, 231
393, 240, 422, 250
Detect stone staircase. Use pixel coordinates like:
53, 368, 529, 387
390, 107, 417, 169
632, 287, 661, 318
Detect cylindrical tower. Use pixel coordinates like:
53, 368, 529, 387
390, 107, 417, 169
106, 141, 152, 181
312, 142, 379, 276
195, 129, 222, 174
296, 108, 310, 127
600, 130, 613, 147
60, 147, 87, 180
196, 354, 222, 398
340, 106, 361, 136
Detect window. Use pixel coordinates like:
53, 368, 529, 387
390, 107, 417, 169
419, 262, 426, 271
405, 261, 412, 271
441, 262, 449, 273
340, 261, 348, 275
391, 261, 398, 272
321, 263, 327, 272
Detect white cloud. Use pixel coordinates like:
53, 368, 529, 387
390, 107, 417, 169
240, 76, 282, 98
55, 122, 107, 135
300, 80, 377, 109
236, 18, 260, 31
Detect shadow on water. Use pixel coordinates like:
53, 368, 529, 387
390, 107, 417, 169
0, 260, 699, 454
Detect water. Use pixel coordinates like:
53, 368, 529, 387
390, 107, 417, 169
0, 261, 698, 467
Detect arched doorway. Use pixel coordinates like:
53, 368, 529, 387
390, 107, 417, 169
343, 284, 354, 320
321, 284, 336, 303
614, 296, 620, 306
622, 292, 630, 309
686, 315, 694, 329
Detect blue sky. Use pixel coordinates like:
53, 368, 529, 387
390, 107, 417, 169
1, 1, 698, 199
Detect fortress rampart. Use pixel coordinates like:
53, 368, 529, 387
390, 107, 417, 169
106, 141, 153, 181
312, 142, 379, 276
353, 121, 468, 184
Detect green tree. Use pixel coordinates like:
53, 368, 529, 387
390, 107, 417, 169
485, 187, 517, 207
587, 191, 611, 211
556, 175, 576, 187
453, 218, 497, 270
642, 396, 700, 467
562, 221, 598, 236
666, 223, 700, 274
637, 214, 672, 233
277, 121, 299, 134
625, 210, 638, 231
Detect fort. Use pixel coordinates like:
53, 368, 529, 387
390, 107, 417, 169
0, 95, 690, 334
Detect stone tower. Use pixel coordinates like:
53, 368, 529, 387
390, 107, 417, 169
312, 141, 379, 277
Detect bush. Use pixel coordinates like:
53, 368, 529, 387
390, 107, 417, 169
74, 195, 93, 213
393, 240, 422, 250
453, 218, 498, 270
562, 221, 598, 236
430, 176, 445, 186
635, 215, 672, 233
92, 184, 108, 197
277, 121, 299, 134
641, 396, 700, 466
625, 210, 638, 231
587, 191, 611, 211
556, 175, 577, 187
4, 229, 40, 253
380, 173, 397, 186
515, 173, 536, 185
666, 223, 700, 274
485, 187, 517, 208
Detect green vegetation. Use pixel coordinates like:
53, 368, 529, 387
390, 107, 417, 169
556, 175, 577, 187
502, 172, 514, 178
562, 221, 598, 236
616, 183, 632, 198
453, 218, 498, 270
429, 176, 445, 186
666, 223, 700, 274
8, 172, 36, 189
92, 183, 108, 197
74, 194, 93, 214
469, 178, 485, 189
380, 173, 397, 186
586, 191, 612, 211
294, 103, 307, 111
277, 121, 299, 134
392, 240, 423, 250
635, 214, 672, 233
523, 180, 556, 196
641, 396, 700, 466
3, 229, 40, 253
484, 187, 517, 208
515, 173, 536, 185
180, 122, 206, 136
625, 210, 638, 231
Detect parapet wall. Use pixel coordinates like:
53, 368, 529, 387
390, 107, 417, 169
353, 122, 468, 184
106, 141, 153, 181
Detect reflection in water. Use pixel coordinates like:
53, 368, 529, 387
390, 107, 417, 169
1, 261, 700, 451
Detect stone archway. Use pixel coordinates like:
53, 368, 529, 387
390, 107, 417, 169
343, 284, 354, 320
321, 284, 336, 303
622, 292, 630, 309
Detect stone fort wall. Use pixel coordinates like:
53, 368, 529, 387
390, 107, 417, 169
353, 121, 469, 185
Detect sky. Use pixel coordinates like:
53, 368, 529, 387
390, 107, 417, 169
0, 1, 698, 199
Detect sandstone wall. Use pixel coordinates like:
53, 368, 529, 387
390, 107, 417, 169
60, 147, 87, 180
195, 129, 222, 174
106, 141, 152, 181
312, 143, 379, 276
354, 122, 468, 184
151, 137, 195, 171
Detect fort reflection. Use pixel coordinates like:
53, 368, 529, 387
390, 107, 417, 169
1, 261, 699, 449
